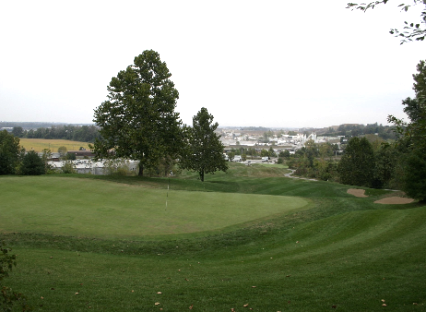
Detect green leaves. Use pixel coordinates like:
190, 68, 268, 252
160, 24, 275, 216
179, 107, 228, 182
93, 50, 183, 176
347, 0, 426, 44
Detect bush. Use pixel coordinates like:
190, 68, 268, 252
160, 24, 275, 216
62, 161, 76, 174
21, 151, 45, 175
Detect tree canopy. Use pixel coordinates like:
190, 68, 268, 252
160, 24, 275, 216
338, 137, 375, 187
0, 130, 20, 175
347, 0, 426, 43
388, 60, 426, 200
92, 50, 183, 176
179, 107, 228, 182
21, 150, 45, 175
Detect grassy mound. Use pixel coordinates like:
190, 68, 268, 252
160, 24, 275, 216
0, 176, 307, 238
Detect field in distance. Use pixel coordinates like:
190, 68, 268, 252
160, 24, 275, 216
19, 138, 92, 152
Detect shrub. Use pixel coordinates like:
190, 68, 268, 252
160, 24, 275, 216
21, 151, 45, 175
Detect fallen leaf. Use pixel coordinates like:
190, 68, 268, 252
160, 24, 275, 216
189, 304, 193, 310
243, 303, 249, 307
157, 292, 162, 295
251, 286, 256, 288
185, 278, 189, 281
231, 308, 235, 312
75, 292, 79, 295
381, 299, 386, 302
131, 290, 134, 293
41, 297, 44, 299
382, 304, 387, 307
296, 241, 299, 243
155, 302, 160, 306
413, 303, 418, 305
286, 275, 291, 277
332, 305, 336, 309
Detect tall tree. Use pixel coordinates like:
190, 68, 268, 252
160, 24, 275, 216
180, 107, 228, 182
388, 60, 426, 200
92, 50, 182, 176
0, 130, 20, 175
338, 137, 375, 187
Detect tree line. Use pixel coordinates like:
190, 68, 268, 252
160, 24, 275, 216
11, 124, 100, 142
285, 59, 426, 202
323, 123, 398, 140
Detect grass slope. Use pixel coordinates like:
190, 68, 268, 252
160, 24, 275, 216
1, 165, 425, 311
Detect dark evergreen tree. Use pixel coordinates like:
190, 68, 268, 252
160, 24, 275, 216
338, 137, 375, 187
21, 151, 45, 175
0, 130, 20, 175
179, 107, 228, 182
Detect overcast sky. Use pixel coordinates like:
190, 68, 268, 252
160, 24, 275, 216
1, 1, 424, 129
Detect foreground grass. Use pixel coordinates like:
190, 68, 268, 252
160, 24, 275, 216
1, 166, 425, 311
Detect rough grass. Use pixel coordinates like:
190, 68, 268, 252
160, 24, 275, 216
19, 138, 92, 152
1, 165, 425, 311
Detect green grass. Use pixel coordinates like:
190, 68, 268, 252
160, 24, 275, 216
0, 176, 308, 239
1, 165, 425, 311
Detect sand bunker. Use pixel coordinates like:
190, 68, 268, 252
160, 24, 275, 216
347, 189, 368, 198
374, 197, 414, 204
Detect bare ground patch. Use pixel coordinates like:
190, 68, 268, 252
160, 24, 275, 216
374, 197, 414, 204
347, 189, 368, 198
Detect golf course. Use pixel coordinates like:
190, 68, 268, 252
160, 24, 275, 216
1, 163, 425, 311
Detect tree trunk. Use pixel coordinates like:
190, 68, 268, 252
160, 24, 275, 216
199, 169, 204, 182
138, 163, 144, 176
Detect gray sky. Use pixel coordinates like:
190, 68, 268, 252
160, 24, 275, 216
1, 0, 424, 128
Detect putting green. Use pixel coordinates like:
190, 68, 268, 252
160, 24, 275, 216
0, 176, 308, 238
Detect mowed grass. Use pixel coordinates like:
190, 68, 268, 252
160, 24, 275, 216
0, 176, 308, 239
19, 138, 92, 152
1, 167, 426, 311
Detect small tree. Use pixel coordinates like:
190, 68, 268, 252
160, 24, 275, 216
179, 107, 228, 182
0, 131, 20, 175
41, 149, 53, 173
58, 146, 67, 158
62, 161, 76, 174
21, 151, 45, 175
66, 152, 76, 160
338, 137, 375, 187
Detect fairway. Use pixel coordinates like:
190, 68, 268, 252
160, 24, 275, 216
0, 176, 308, 238
1, 172, 425, 312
